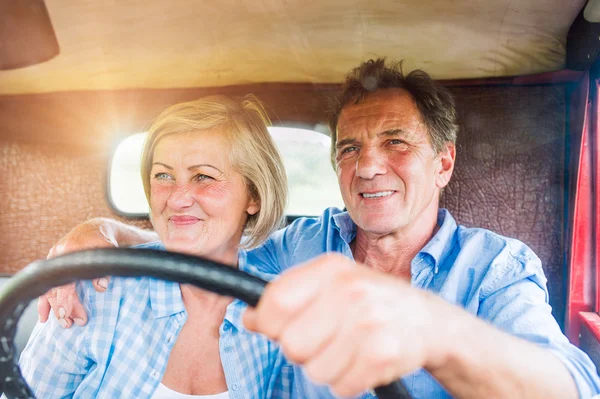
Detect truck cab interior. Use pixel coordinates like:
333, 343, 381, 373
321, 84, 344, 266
2, 0, 600, 394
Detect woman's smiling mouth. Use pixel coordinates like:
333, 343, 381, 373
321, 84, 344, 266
169, 215, 202, 225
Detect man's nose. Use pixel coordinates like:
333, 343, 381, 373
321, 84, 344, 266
356, 148, 386, 179
167, 185, 194, 208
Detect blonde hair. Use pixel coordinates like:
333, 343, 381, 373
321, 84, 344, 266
140, 95, 288, 249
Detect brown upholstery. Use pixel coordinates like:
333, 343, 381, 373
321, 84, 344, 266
0, 83, 568, 326
442, 85, 567, 327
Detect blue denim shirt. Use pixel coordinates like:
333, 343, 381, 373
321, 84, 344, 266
246, 207, 600, 399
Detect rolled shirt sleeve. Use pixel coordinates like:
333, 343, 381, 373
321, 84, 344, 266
19, 314, 92, 397
478, 253, 600, 398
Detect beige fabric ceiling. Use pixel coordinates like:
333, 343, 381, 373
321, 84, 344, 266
0, 0, 586, 94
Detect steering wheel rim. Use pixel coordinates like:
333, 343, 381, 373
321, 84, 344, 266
0, 248, 412, 399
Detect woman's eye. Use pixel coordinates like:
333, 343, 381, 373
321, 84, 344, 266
154, 172, 173, 181
193, 174, 213, 182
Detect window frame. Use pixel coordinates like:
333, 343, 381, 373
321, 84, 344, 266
106, 125, 344, 219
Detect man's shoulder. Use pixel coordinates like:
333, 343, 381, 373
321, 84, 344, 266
248, 207, 347, 273
448, 221, 546, 296
275, 207, 349, 254
454, 223, 539, 264
276, 207, 347, 243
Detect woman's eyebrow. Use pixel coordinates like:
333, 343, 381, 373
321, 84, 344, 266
152, 162, 223, 174
188, 164, 223, 174
152, 162, 172, 169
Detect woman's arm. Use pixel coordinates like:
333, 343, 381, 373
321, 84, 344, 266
38, 218, 157, 327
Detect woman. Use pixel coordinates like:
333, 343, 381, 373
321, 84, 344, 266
19, 95, 290, 398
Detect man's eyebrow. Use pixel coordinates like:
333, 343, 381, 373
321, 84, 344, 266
378, 128, 409, 138
336, 129, 410, 149
336, 138, 359, 150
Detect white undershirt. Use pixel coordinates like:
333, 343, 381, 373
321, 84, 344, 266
151, 383, 230, 399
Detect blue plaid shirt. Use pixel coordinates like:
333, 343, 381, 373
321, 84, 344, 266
247, 207, 600, 399
19, 245, 293, 399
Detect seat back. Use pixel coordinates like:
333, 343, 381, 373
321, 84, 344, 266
0, 276, 39, 359
442, 84, 567, 327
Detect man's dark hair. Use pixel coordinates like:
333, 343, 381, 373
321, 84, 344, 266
328, 58, 458, 167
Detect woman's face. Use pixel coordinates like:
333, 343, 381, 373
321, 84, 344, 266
149, 131, 259, 263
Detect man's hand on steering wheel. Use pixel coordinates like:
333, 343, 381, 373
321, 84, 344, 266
243, 253, 448, 398
38, 219, 117, 327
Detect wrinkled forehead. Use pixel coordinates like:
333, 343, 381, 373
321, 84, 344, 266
336, 88, 424, 140
155, 129, 231, 151
152, 130, 233, 165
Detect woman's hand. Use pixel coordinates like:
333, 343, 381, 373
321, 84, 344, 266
243, 253, 447, 397
37, 219, 118, 327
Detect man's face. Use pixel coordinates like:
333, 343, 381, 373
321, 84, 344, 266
335, 88, 454, 236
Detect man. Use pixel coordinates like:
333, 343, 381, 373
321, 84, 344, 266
40, 59, 600, 398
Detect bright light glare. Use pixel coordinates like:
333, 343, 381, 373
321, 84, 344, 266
109, 133, 149, 215
269, 127, 344, 216
108, 127, 344, 217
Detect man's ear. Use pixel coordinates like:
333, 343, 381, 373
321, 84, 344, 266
435, 143, 455, 189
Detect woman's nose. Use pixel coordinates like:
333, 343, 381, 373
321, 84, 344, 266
167, 185, 194, 209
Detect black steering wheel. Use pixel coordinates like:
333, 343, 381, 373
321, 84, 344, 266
0, 248, 413, 399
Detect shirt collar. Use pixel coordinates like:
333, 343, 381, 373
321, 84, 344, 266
149, 278, 186, 319
225, 250, 250, 331
331, 208, 458, 275
332, 210, 357, 244
413, 208, 458, 274
136, 241, 184, 319
224, 299, 248, 331
139, 241, 248, 320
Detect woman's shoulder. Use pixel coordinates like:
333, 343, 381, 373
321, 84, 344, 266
75, 276, 169, 325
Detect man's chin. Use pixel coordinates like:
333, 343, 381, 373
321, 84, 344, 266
355, 216, 407, 236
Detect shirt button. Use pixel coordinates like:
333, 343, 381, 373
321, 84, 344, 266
232, 384, 239, 391
151, 370, 160, 379
223, 323, 231, 332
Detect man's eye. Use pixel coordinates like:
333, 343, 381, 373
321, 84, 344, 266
193, 174, 213, 182
341, 146, 358, 154
389, 139, 405, 145
154, 172, 173, 181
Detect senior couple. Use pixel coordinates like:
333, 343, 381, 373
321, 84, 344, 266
20, 59, 600, 398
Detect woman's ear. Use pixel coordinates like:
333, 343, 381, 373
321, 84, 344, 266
435, 143, 456, 189
247, 197, 260, 216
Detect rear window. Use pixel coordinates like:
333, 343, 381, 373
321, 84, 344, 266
109, 127, 344, 217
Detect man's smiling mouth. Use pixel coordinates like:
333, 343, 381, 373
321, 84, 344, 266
361, 191, 395, 198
